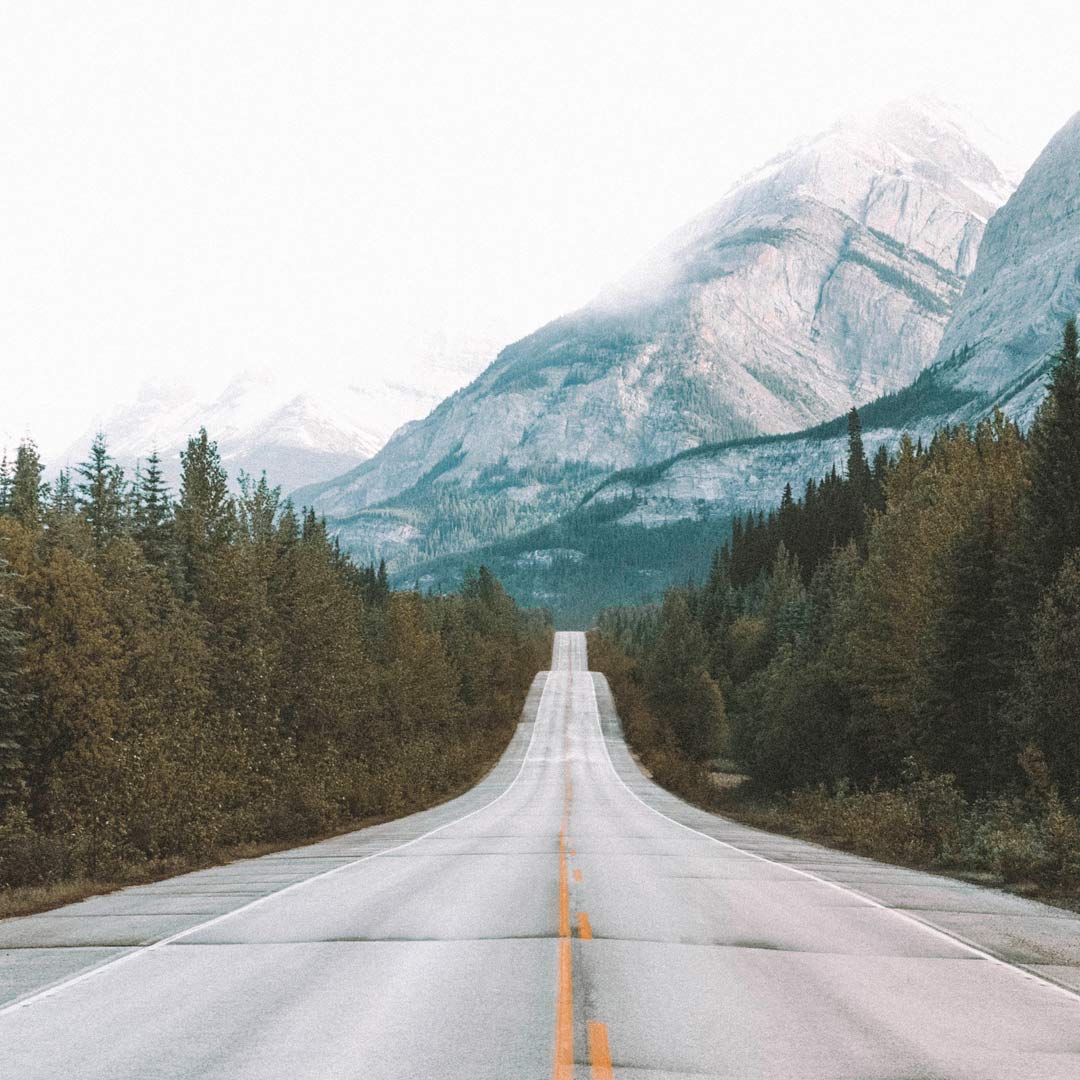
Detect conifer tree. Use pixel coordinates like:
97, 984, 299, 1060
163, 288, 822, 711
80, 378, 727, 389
846, 407, 872, 498
10, 441, 45, 530
1019, 318, 1080, 591
0, 549, 27, 807
76, 433, 125, 547
0, 452, 11, 514
919, 501, 1016, 794
175, 429, 232, 594
646, 592, 726, 760
1018, 550, 1080, 798
133, 450, 173, 567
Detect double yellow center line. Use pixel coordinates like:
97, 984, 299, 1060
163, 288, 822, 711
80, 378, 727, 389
553, 675, 613, 1080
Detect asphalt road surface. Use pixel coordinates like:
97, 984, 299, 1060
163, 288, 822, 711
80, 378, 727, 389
4, 631, 1080, 1078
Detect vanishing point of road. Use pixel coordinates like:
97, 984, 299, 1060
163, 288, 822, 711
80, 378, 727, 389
3, 632, 1080, 1078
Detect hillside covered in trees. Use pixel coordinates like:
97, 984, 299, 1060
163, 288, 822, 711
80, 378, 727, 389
0, 432, 550, 905
594, 320, 1080, 895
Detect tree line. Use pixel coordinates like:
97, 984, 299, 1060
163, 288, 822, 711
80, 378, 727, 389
595, 320, 1080, 887
0, 430, 550, 892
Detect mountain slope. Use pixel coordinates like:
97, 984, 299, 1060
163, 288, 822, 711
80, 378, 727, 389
402, 110, 1080, 623
306, 98, 1010, 566
583, 108, 1080, 529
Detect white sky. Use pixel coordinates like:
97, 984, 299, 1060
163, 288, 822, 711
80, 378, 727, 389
2, 0, 1076, 455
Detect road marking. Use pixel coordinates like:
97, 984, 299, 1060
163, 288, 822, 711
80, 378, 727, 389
588, 1021, 613, 1080
587, 670, 1080, 1007
553, 672, 576, 1080
573, 869, 582, 883
577, 912, 593, 940
0, 673, 555, 1019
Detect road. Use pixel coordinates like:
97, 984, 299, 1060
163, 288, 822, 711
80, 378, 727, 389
3, 631, 1080, 1077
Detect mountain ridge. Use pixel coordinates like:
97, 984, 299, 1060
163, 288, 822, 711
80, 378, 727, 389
304, 97, 1011, 568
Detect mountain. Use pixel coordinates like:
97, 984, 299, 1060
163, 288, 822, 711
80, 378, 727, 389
48, 356, 493, 494
394, 110, 1080, 625
303, 98, 1011, 568
582, 110, 1080, 526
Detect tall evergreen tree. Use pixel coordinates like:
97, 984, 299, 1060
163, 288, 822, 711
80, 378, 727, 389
133, 450, 173, 567
0, 452, 11, 514
1018, 550, 1080, 799
919, 501, 1016, 794
1019, 318, 1080, 592
0, 548, 28, 807
846, 407, 872, 498
76, 433, 125, 547
175, 429, 232, 594
10, 441, 45, 530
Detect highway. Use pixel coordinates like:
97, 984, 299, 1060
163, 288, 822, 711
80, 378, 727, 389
3, 631, 1080, 1077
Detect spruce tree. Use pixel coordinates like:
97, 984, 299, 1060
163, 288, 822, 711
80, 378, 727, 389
10, 441, 45, 529
0, 452, 10, 514
1018, 550, 1080, 798
0, 551, 27, 807
175, 429, 232, 594
133, 450, 173, 567
76, 433, 125, 547
919, 502, 1016, 794
844, 408, 872, 547
846, 407, 872, 498
1020, 318, 1080, 591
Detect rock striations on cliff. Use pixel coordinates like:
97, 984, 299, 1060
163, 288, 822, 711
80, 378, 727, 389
302, 98, 1011, 566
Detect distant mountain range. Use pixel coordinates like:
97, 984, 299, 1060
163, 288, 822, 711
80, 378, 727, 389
47, 333, 501, 492
299, 98, 1012, 570
400, 108, 1080, 625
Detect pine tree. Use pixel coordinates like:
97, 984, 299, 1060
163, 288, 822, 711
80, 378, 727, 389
175, 429, 232, 595
845, 407, 872, 546
646, 591, 726, 760
0, 549, 28, 807
133, 450, 173, 567
1019, 319, 1080, 592
0, 452, 11, 514
919, 501, 1016, 794
1018, 550, 1080, 798
846, 407, 872, 498
76, 433, 125, 547
10, 441, 45, 530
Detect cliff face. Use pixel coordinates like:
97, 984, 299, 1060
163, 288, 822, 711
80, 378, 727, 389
927, 110, 1080, 427
582, 111, 1080, 538
303, 99, 1009, 566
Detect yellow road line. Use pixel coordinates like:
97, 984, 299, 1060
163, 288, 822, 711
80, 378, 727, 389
554, 688, 574, 1080
588, 1022, 614, 1080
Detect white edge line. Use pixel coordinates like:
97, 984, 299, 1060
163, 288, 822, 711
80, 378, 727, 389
585, 667, 1080, 1007
0, 671, 553, 1018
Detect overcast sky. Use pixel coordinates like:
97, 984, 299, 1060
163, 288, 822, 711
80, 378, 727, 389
2, 0, 1076, 455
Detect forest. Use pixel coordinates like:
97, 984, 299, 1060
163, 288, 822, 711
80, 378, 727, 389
593, 320, 1080, 896
0, 430, 550, 909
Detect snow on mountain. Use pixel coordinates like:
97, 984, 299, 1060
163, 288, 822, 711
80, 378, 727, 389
49, 365, 478, 496
923, 109, 1080, 427
303, 97, 1011, 566
584, 109, 1080, 535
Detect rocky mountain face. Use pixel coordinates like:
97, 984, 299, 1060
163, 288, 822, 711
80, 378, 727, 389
924, 109, 1080, 427
582, 109, 1080, 535
304, 98, 1010, 567
394, 110, 1080, 624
